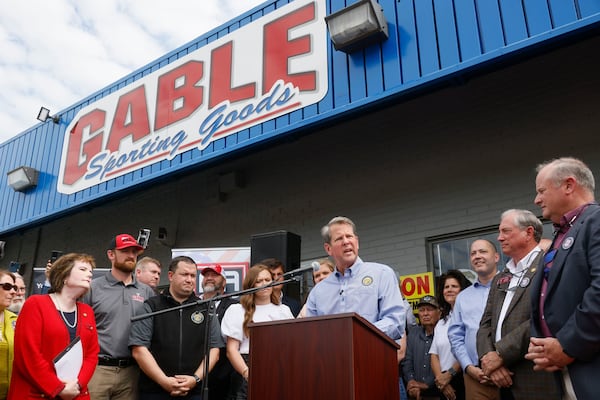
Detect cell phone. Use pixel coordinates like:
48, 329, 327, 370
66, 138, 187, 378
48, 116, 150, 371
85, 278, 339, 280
50, 250, 64, 263
9, 261, 21, 274
137, 228, 151, 249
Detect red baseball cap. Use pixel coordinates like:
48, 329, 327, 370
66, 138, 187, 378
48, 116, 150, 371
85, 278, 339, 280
109, 234, 144, 251
201, 265, 226, 278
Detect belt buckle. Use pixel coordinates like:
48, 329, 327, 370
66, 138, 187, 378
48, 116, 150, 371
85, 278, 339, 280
117, 359, 129, 368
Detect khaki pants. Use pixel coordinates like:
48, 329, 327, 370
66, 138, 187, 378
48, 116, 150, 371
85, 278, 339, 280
88, 365, 140, 400
464, 372, 500, 400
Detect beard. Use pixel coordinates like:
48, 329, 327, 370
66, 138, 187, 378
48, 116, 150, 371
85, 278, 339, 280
8, 299, 24, 314
114, 259, 136, 273
202, 280, 224, 295
203, 283, 216, 293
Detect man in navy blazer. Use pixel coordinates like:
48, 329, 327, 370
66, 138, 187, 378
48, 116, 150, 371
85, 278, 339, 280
526, 157, 600, 399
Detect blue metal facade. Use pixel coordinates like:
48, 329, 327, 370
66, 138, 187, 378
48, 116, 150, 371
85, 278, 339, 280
1, 0, 599, 235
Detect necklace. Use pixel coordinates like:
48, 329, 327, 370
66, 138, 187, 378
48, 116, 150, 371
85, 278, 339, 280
52, 294, 77, 329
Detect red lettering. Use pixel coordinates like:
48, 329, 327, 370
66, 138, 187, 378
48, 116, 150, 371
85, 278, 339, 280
263, 2, 316, 93
63, 109, 106, 185
416, 276, 431, 295
401, 278, 416, 297
155, 60, 204, 131
209, 42, 256, 108
107, 86, 150, 152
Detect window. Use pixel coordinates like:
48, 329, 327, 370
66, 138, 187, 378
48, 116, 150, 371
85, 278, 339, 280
428, 222, 554, 279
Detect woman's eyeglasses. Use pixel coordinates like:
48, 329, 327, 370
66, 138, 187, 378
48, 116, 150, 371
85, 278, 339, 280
0, 282, 18, 291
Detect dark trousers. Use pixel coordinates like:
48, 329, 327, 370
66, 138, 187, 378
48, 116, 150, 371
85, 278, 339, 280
227, 354, 249, 400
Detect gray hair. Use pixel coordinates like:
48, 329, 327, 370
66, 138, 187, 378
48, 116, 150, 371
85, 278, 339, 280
136, 256, 161, 272
321, 216, 357, 243
537, 157, 595, 193
501, 209, 543, 243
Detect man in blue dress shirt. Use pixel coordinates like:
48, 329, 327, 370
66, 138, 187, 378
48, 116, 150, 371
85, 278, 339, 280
448, 239, 499, 400
305, 216, 406, 340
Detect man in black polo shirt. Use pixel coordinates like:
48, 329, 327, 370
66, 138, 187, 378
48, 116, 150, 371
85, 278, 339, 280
130, 256, 223, 399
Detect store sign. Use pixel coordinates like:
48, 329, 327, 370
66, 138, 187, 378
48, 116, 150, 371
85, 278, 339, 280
58, 0, 327, 194
399, 272, 435, 315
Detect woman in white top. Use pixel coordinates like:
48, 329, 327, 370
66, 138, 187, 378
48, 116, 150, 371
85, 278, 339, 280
221, 264, 293, 400
429, 270, 472, 400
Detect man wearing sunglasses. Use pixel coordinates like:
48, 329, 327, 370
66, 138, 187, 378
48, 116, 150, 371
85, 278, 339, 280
477, 209, 558, 399
526, 157, 600, 400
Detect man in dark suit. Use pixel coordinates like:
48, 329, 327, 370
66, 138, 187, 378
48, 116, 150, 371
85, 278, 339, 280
201, 265, 238, 400
477, 209, 558, 399
526, 157, 600, 399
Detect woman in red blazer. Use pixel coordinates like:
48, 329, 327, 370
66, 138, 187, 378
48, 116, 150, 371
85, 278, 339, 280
8, 253, 99, 399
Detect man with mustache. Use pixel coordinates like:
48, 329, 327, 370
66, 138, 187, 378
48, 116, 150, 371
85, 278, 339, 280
201, 265, 238, 400
83, 233, 156, 400
7, 272, 26, 314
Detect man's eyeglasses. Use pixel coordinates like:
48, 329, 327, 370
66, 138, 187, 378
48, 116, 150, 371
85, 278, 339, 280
0, 282, 18, 291
543, 249, 557, 279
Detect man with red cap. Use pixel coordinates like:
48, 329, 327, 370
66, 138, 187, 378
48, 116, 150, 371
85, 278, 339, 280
201, 265, 238, 400
83, 233, 156, 400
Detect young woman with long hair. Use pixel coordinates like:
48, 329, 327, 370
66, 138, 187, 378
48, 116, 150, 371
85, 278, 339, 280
221, 264, 293, 400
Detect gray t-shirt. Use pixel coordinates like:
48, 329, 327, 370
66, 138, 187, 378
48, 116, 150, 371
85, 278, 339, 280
82, 269, 156, 358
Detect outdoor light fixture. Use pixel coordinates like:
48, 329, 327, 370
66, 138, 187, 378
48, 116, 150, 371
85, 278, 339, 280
7, 166, 39, 192
325, 0, 389, 53
36, 107, 60, 124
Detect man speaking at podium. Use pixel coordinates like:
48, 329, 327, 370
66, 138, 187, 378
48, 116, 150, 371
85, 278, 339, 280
305, 216, 406, 340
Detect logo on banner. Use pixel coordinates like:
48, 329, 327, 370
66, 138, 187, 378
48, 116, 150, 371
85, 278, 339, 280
58, 0, 328, 194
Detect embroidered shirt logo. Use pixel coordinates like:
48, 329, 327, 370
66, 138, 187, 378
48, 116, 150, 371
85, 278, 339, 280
131, 293, 145, 303
191, 311, 205, 324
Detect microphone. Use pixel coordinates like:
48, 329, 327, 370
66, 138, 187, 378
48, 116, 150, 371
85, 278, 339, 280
282, 261, 320, 279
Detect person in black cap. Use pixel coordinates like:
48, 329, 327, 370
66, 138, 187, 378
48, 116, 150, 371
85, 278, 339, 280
402, 295, 442, 399
83, 233, 156, 400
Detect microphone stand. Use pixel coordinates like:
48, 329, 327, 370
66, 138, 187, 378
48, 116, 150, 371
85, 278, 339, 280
131, 276, 302, 400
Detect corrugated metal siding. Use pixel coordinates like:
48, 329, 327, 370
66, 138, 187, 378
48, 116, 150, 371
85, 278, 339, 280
1, 0, 599, 234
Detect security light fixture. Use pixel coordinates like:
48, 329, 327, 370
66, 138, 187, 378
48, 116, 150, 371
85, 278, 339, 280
325, 0, 389, 53
37, 107, 60, 124
7, 166, 39, 192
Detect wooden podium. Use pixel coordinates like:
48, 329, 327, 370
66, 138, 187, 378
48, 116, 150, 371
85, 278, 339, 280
248, 313, 400, 400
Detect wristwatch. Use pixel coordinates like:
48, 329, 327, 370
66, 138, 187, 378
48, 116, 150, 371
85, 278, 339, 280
448, 367, 457, 377
193, 374, 201, 386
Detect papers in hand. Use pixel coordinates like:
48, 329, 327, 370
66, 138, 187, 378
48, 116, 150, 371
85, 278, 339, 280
53, 336, 83, 381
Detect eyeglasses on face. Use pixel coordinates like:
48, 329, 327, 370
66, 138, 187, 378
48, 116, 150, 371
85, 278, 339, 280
0, 282, 18, 291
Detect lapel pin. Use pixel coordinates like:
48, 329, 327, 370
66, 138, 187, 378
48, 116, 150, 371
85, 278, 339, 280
562, 237, 574, 250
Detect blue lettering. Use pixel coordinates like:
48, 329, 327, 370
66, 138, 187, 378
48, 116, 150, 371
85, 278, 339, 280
198, 81, 298, 148
86, 152, 108, 179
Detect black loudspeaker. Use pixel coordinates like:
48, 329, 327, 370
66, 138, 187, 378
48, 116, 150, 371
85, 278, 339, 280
250, 230, 302, 303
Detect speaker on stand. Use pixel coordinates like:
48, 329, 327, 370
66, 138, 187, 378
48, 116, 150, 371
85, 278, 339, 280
250, 230, 302, 306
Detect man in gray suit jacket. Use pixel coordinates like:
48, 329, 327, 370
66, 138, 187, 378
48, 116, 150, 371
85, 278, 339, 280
526, 157, 600, 399
477, 209, 558, 399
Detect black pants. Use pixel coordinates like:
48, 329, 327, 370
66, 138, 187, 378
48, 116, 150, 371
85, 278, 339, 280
227, 354, 249, 400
